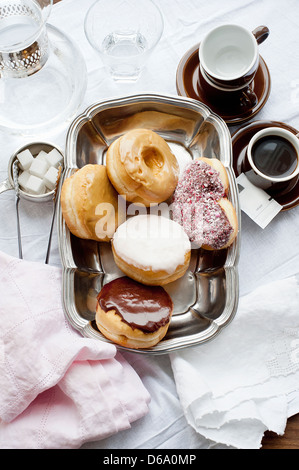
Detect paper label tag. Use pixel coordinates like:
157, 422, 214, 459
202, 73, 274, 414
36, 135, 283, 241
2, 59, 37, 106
237, 173, 282, 229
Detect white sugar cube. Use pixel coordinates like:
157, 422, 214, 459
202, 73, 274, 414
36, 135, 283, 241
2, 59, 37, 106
17, 149, 34, 171
18, 171, 30, 190
29, 158, 49, 179
45, 148, 63, 168
35, 150, 50, 167
43, 166, 59, 190
26, 175, 46, 195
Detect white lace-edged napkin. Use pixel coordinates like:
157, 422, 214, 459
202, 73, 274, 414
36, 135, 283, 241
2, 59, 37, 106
170, 275, 299, 449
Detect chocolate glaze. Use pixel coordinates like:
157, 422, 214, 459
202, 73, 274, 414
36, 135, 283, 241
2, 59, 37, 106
97, 277, 173, 333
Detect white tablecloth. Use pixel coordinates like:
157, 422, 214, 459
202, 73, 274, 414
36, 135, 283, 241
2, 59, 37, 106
1, 0, 299, 449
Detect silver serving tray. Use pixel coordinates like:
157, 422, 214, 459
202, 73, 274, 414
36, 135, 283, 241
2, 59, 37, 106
57, 93, 241, 355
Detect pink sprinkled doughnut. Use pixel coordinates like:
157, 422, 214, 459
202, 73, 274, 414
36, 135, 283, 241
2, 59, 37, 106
172, 158, 238, 250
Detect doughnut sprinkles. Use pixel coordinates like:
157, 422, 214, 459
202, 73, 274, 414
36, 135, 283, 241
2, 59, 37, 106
172, 158, 238, 250
96, 276, 173, 349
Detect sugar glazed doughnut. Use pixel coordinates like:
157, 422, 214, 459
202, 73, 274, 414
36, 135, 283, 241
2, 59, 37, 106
172, 158, 238, 250
61, 164, 123, 242
96, 277, 173, 349
106, 129, 179, 206
112, 214, 191, 285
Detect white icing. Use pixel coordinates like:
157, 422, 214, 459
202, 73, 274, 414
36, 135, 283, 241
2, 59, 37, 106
168, 142, 193, 176
113, 214, 191, 274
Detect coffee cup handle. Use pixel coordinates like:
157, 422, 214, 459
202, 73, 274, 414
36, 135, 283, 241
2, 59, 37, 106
240, 87, 258, 109
252, 26, 270, 45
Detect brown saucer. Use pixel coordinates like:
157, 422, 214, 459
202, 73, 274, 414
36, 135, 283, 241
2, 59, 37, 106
176, 43, 271, 126
231, 120, 299, 211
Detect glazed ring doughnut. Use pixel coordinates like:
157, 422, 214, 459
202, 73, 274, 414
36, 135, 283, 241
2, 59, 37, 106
172, 157, 238, 250
106, 128, 179, 206
96, 276, 173, 349
112, 214, 191, 285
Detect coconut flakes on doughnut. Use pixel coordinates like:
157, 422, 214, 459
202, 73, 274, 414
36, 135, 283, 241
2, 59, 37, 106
172, 159, 234, 250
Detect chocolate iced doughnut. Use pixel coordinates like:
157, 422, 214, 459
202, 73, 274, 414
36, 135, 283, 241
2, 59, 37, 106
95, 277, 173, 349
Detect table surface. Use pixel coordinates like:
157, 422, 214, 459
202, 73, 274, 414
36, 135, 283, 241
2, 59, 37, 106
52, 0, 299, 449
3, 0, 297, 450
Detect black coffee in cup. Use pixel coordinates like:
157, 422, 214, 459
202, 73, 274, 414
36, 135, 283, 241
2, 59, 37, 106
251, 135, 298, 179
245, 127, 299, 192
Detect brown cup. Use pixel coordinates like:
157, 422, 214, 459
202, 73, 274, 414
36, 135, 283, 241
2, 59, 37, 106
199, 64, 259, 110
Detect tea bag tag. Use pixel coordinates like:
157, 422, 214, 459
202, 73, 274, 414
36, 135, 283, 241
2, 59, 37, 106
236, 173, 282, 229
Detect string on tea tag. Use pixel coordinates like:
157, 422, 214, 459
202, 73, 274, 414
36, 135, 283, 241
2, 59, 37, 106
236, 173, 282, 229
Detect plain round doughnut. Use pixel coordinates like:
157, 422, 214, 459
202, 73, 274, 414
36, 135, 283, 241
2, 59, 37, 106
60, 164, 123, 242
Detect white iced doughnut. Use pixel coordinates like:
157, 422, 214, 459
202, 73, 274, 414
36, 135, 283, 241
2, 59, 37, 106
112, 214, 191, 285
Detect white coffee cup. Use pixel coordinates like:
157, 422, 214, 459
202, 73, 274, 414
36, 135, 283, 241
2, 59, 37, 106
245, 127, 299, 190
199, 24, 269, 91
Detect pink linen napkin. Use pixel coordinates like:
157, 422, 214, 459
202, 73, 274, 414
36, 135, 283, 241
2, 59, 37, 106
0, 251, 150, 449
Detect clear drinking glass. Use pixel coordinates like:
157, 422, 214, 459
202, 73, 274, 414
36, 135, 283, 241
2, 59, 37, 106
84, 0, 164, 82
0, 0, 87, 136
